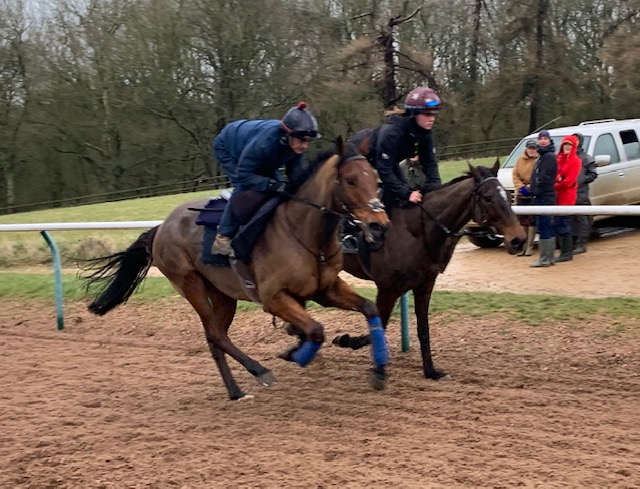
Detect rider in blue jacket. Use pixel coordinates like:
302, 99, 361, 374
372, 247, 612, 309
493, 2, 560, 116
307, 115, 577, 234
211, 102, 321, 256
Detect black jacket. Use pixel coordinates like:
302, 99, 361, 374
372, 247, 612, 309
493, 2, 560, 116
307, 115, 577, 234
349, 114, 441, 207
576, 148, 598, 204
530, 143, 557, 204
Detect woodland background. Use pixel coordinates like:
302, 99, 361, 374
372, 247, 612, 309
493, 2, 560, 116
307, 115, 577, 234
1, 0, 639, 213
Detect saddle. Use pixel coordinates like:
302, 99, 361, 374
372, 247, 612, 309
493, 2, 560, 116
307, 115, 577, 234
193, 191, 283, 303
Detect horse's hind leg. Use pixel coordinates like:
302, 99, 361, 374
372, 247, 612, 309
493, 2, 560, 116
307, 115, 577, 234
202, 281, 276, 389
177, 273, 273, 400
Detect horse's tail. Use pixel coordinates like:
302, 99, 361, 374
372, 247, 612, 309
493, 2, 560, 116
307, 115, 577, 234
83, 226, 159, 316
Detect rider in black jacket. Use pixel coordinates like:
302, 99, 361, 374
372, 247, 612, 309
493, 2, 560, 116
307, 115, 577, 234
349, 87, 443, 210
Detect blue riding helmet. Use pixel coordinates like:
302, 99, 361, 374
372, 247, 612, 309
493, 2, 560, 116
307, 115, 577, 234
281, 102, 322, 139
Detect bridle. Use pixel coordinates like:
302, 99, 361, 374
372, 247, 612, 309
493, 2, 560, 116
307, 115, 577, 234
419, 175, 502, 238
281, 153, 385, 263
282, 154, 385, 225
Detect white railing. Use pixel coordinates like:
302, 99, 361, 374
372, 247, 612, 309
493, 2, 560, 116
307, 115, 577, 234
1, 204, 639, 338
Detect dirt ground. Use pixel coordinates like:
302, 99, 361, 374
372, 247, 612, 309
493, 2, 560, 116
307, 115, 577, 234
1, 230, 640, 488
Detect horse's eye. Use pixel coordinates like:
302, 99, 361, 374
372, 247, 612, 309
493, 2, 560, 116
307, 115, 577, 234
346, 177, 356, 186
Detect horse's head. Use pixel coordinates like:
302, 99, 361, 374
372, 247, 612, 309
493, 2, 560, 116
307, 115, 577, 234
468, 160, 526, 254
334, 136, 390, 243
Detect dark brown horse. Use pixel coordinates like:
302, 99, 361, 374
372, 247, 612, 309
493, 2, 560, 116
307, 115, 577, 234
83, 139, 390, 400
331, 162, 525, 380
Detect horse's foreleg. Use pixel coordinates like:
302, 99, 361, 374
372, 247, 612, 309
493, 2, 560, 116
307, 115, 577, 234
413, 280, 448, 380
265, 292, 325, 368
332, 288, 398, 351
314, 278, 389, 390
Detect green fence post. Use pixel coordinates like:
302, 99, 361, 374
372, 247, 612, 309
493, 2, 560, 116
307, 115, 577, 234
400, 292, 410, 352
40, 231, 64, 330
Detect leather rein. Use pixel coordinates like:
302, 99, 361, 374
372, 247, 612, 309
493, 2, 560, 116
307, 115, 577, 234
419, 176, 501, 238
281, 154, 379, 265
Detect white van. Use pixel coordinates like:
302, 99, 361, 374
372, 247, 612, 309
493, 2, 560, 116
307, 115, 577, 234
466, 118, 640, 248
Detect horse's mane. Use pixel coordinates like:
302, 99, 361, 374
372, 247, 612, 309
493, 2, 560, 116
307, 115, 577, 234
418, 165, 492, 193
288, 143, 363, 191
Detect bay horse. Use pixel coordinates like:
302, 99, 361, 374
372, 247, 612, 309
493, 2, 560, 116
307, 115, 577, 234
331, 162, 526, 380
83, 138, 390, 400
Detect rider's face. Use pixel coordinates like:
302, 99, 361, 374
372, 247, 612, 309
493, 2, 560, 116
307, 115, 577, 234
289, 136, 311, 154
415, 113, 436, 130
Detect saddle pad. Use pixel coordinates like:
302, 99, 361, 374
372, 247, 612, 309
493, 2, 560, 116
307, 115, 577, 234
194, 198, 231, 267
193, 196, 283, 266
195, 198, 227, 226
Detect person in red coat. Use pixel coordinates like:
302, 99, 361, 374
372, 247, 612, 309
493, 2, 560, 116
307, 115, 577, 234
554, 135, 582, 262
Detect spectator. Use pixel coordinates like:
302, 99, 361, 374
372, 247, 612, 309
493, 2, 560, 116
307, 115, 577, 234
571, 132, 598, 254
512, 140, 538, 256
553, 135, 582, 263
211, 102, 321, 256
348, 86, 442, 210
529, 130, 557, 267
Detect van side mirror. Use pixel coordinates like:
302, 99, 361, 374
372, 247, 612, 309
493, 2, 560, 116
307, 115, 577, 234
594, 154, 611, 167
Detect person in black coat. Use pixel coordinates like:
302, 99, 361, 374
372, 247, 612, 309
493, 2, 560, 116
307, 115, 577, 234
571, 132, 598, 254
529, 130, 558, 267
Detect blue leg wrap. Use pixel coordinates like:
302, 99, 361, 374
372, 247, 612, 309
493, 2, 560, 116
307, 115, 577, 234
368, 317, 389, 367
292, 341, 322, 367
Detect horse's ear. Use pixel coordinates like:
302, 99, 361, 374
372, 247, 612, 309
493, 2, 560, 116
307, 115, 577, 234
467, 162, 479, 179
491, 157, 501, 175
336, 136, 345, 156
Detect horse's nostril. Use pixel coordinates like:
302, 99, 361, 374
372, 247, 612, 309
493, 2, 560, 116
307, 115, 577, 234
511, 237, 525, 250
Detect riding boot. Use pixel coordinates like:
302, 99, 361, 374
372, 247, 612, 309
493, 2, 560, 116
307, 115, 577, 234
212, 234, 234, 256
530, 237, 555, 267
524, 226, 536, 256
574, 236, 588, 255
554, 234, 574, 263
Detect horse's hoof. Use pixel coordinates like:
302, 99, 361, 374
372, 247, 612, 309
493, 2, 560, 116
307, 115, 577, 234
235, 394, 255, 401
255, 370, 276, 387
427, 370, 450, 381
229, 391, 251, 401
278, 347, 296, 362
369, 368, 386, 391
332, 334, 350, 347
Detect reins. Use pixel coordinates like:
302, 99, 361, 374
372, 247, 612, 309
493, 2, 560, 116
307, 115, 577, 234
279, 154, 372, 264
419, 175, 500, 238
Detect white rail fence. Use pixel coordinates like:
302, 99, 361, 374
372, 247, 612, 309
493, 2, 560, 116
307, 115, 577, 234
0, 205, 639, 338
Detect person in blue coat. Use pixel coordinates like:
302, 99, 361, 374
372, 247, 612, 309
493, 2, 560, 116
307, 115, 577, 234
211, 102, 321, 256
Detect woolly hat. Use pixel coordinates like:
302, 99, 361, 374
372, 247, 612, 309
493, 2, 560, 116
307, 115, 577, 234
538, 130, 551, 139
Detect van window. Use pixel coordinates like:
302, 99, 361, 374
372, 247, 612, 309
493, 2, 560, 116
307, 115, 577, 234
593, 133, 620, 164
619, 130, 640, 160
